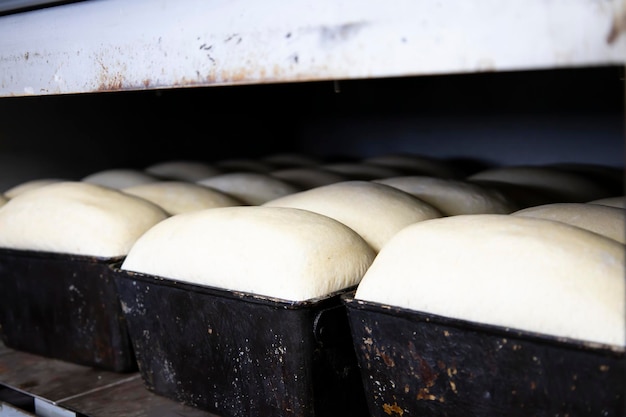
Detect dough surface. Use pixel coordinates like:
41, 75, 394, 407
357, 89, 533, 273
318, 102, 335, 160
263, 180, 442, 252
145, 160, 221, 181
355, 214, 625, 347
0, 181, 168, 257
197, 172, 300, 205
82, 169, 160, 189
513, 202, 626, 244
375, 176, 518, 215
121, 206, 376, 301
123, 181, 243, 215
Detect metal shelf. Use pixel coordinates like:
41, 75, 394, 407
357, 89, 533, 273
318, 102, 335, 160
0, 0, 624, 97
0, 341, 219, 417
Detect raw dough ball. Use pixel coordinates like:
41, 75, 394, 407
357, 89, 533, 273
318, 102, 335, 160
270, 167, 347, 190
123, 181, 243, 215
121, 206, 376, 301
4, 178, 64, 198
197, 172, 301, 205
145, 160, 221, 181
82, 169, 160, 189
587, 196, 625, 209
0, 181, 168, 257
512, 202, 626, 244
468, 165, 613, 204
355, 214, 625, 347
263, 180, 442, 252
374, 176, 518, 215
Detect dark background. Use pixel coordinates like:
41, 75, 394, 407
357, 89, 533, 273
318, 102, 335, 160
0, 65, 623, 189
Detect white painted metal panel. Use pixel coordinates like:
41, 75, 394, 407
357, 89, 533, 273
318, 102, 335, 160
0, 0, 624, 97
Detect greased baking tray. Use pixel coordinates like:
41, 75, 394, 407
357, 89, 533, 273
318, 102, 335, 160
0, 248, 136, 372
343, 295, 625, 417
112, 266, 368, 417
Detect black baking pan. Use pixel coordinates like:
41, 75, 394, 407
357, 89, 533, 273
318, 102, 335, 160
0, 248, 136, 372
112, 266, 368, 417
343, 295, 625, 417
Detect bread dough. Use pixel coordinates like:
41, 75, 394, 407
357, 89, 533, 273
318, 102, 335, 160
4, 178, 64, 198
354, 214, 625, 347
468, 165, 612, 203
263, 180, 442, 252
513, 202, 626, 244
363, 153, 458, 179
197, 172, 301, 205
145, 160, 221, 181
587, 196, 625, 209
321, 163, 403, 180
270, 167, 347, 189
122, 181, 243, 215
82, 169, 160, 189
121, 206, 376, 301
374, 176, 518, 215
0, 181, 168, 257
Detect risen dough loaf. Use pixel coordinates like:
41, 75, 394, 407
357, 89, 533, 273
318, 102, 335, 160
363, 153, 458, 179
122, 181, 243, 215
0, 181, 169, 257
374, 176, 518, 215
121, 206, 376, 301
82, 169, 160, 189
468, 165, 611, 203
144, 160, 221, 181
197, 172, 300, 205
270, 167, 347, 190
4, 178, 63, 198
321, 163, 403, 180
512, 203, 626, 244
263, 180, 442, 252
354, 214, 625, 347
588, 196, 625, 209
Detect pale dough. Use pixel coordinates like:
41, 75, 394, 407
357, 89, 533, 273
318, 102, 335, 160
262, 180, 442, 252
197, 172, 301, 205
4, 178, 64, 198
145, 160, 221, 181
587, 196, 625, 209
374, 176, 518, 215
0, 181, 169, 257
122, 181, 243, 215
468, 165, 611, 203
82, 169, 160, 189
121, 206, 376, 301
354, 214, 625, 347
513, 202, 626, 244
363, 153, 458, 179
270, 167, 347, 189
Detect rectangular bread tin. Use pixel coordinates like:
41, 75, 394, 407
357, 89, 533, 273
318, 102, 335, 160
0, 248, 136, 372
112, 266, 368, 417
343, 295, 625, 417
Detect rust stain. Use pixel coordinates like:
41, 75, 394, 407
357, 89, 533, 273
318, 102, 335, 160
382, 402, 404, 416
416, 389, 436, 401
607, 3, 626, 44
380, 351, 395, 367
418, 355, 437, 388
319, 21, 368, 45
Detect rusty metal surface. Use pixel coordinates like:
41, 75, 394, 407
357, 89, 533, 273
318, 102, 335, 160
0, 341, 221, 417
0, 0, 624, 97
344, 297, 626, 417
0, 249, 136, 372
